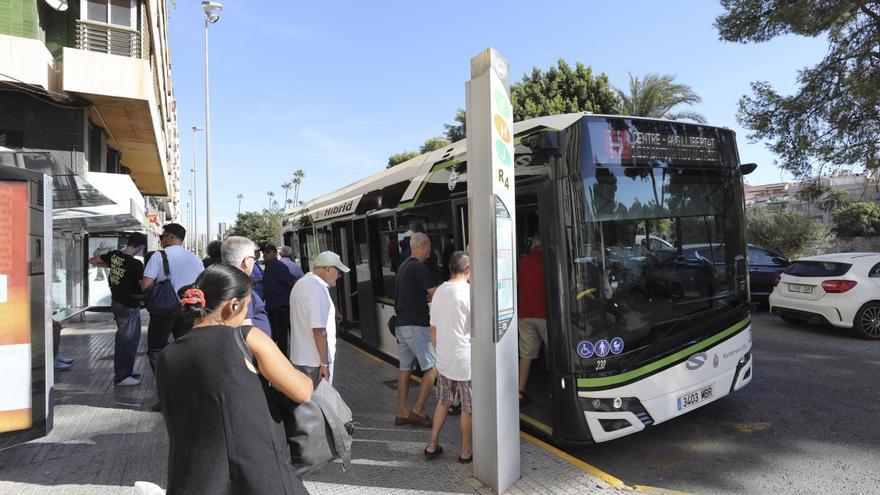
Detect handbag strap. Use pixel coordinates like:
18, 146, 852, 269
159, 250, 172, 278
232, 325, 255, 366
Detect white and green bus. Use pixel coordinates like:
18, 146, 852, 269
282, 112, 755, 445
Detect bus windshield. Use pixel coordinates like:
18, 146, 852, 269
564, 118, 748, 374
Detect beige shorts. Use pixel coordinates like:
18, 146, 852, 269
518, 318, 548, 359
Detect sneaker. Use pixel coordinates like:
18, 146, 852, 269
54, 357, 72, 371
115, 376, 142, 386
55, 355, 74, 364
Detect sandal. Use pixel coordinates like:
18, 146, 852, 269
423, 445, 443, 459
519, 391, 531, 405
457, 454, 473, 464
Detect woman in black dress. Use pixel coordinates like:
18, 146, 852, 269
157, 264, 314, 494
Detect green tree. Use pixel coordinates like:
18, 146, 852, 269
228, 210, 282, 248
420, 136, 451, 153
820, 188, 852, 214
615, 73, 706, 123
511, 59, 618, 122
387, 150, 420, 168
747, 207, 832, 258
832, 202, 880, 237
444, 108, 467, 142
716, 1, 880, 179
441, 59, 617, 145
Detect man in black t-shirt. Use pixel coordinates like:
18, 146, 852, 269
394, 232, 439, 427
89, 232, 148, 386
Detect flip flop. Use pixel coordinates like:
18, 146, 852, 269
457, 454, 473, 464
423, 445, 443, 459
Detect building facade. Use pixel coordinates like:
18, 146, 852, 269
0, 0, 180, 318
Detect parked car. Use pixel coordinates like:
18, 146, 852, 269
769, 252, 880, 339
747, 245, 790, 305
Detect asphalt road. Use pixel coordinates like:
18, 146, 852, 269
573, 310, 880, 494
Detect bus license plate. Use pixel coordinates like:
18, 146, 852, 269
676, 384, 714, 412
788, 283, 813, 293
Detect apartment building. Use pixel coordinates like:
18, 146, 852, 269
0, 0, 181, 318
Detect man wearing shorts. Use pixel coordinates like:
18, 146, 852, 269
423, 252, 472, 462
518, 235, 548, 403
394, 232, 439, 427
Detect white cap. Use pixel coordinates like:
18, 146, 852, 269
313, 251, 350, 273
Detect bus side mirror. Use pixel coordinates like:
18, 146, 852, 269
740, 163, 758, 175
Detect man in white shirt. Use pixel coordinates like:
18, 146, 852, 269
288, 251, 349, 386
423, 251, 472, 463
140, 223, 204, 377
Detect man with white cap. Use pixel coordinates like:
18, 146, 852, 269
288, 251, 350, 386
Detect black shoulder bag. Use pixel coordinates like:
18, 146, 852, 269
144, 251, 179, 313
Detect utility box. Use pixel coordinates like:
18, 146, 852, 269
0, 165, 53, 450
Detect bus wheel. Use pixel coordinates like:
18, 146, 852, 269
854, 302, 880, 340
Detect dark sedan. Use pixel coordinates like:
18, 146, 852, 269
748, 245, 790, 304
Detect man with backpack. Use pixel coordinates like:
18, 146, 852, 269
141, 224, 203, 407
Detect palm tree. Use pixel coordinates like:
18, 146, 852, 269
821, 188, 851, 213
236, 193, 244, 215
292, 169, 306, 205
616, 73, 706, 123
281, 181, 293, 206
267, 190, 275, 211
286, 198, 294, 209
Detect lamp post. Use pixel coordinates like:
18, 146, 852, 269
202, 1, 223, 242
191, 125, 204, 252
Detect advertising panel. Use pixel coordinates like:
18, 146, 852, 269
0, 181, 32, 433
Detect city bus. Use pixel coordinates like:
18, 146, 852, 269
281, 113, 754, 445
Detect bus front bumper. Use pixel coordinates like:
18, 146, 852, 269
577, 326, 753, 443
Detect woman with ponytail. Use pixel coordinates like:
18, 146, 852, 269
156, 264, 313, 495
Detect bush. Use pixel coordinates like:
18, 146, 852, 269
832, 202, 880, 237
747, 208, 832, 258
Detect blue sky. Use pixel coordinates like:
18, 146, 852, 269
167, 0, 827, 232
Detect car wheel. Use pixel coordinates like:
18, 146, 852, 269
780, 315, 806, 325
854, 302, 880, 340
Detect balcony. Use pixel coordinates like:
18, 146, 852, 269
75, 19, 141, 59
61, 44, 168, 197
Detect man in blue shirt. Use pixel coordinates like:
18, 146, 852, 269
279, 245, 304, 280
262, 244, 296, 355
220, 236, 271, 337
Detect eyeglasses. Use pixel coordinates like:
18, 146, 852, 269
244, 255, 255, 262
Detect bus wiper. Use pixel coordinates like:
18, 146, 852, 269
619, 315, 695, 369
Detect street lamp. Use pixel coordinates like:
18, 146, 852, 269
191, 125, 204, 252
202, 0, 223, 242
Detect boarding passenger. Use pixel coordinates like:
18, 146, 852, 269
221, 236, 271, 337
262, 244, 296, 356
89, 232, 148, 386
394, 232, 439, 428
289, 251, 349, 387
157, 264, 313, 495
423, 252, 473, 463
517, 235, 547, 404
141, 223, 204, 400
202, 240, 222, 268
279, 245, 305, 280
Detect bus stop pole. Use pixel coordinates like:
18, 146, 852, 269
466, 48, 520, 493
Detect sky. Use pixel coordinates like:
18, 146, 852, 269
166, 0, 828, 234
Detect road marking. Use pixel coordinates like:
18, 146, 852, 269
520, 431, 629, 489
352, 341, 689, 494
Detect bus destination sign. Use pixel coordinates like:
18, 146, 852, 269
605, 129, 719, 163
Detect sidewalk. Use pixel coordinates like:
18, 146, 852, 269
0, 313, 630, 494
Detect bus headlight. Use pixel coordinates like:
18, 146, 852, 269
613, 397, 623, 409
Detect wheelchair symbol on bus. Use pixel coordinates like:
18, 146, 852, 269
576, 341, 594, 359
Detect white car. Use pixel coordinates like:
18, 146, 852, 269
769, 252, 880, 339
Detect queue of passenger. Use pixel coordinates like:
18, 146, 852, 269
109, 222, 550, 493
